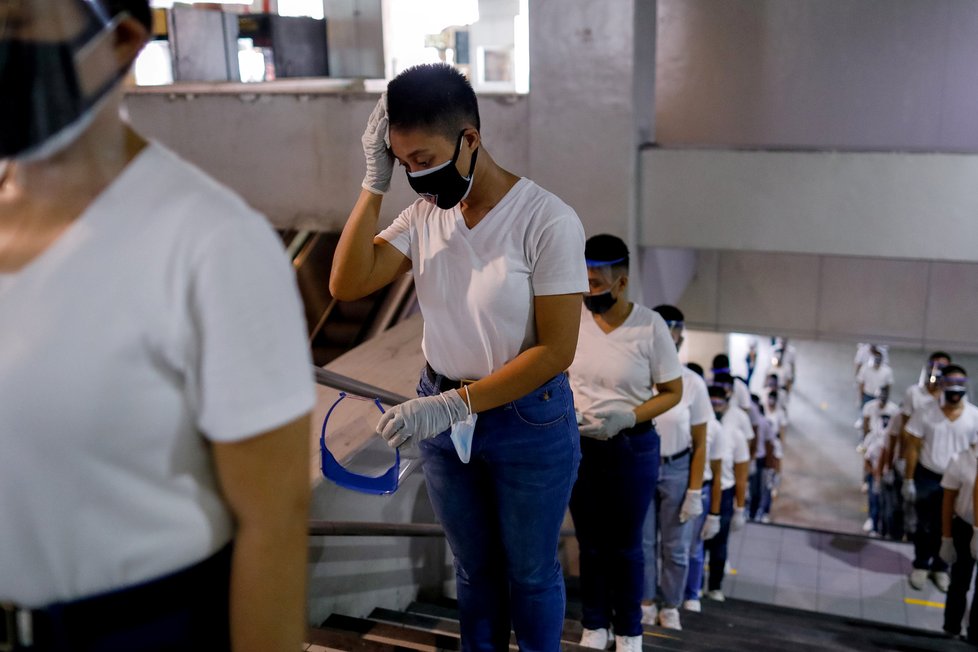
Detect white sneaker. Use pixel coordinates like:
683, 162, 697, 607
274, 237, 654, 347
682, 599, 702, 612
704, 589, 725, 602
760, 514, 772, 524
579, 627, 610, 649
658, 607, 682, 630
908, 569, 928, 590
931, 571, 951, 593
640, 603, 658, 626
614, 635, 643, 652
860, 482, 869, 494
862, 518, 874, 533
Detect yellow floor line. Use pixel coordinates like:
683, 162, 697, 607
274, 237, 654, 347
904, 597, 945, 609
729, 568, 737, 575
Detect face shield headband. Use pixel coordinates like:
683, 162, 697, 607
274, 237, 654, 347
0, 0, 130, 160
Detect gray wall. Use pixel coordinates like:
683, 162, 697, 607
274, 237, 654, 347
656, 0, 978, 151
676, 249, 978, 353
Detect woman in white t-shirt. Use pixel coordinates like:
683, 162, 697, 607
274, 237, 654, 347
0, 3, 315, 649
331, 64, 587, 652
566, 235, 682, 651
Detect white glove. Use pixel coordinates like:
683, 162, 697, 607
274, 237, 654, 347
901, 478, 916, 502
361, 93, 393, 194
972, 527, 978, 560
701, 514, 721, 540
731, 506, 746, 531
577, 409, 636, 439
940, 537, 957, 565
377, 389, 468, 448
679, 489, 703, 523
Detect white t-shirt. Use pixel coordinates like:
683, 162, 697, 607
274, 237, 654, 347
569, 305, 682, 416
941, 449, 978, 525
902, 383, 936, 418
864, 429, 887, 467
0, 144, 315, 606
754, 411, 777, 460
906, 401, 978, 474
862, 399, 900, 437
655, 366, 712, 457
703, 417, 723, 484
717, 415, 751, 490
858, 363, 894, 397
378, 178, 587, 380
722, 403, 755, 444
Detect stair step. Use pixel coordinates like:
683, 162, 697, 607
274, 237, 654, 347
322, 613, 460, 652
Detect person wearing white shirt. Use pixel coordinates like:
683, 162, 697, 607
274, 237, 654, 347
701, 386, 750, 602
939, 448, 978, 641
639, 306, 710, 630
855, 342, 889, 377
751, 393, 784, 523
857, 346, 894, 406
861, 389, 900, 535
904, 366, 978, 593
0, 3, 315, 648
567, 236, 682, 651
332, 64, 588, 652
880, 352, 950, 540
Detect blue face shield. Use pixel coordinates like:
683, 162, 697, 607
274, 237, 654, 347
320, 392, 400, 495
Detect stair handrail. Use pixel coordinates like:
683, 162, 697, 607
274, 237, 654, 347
314, 366, 410, 407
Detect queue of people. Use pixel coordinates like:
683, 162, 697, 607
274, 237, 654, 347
855, 346, 978, 642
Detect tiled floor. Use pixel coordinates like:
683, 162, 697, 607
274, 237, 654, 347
719, 522, 959, 632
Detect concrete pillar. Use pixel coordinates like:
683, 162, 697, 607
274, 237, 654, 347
528, 0, 653, 244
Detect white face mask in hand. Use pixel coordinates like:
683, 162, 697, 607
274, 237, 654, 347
450, 388, 477, 463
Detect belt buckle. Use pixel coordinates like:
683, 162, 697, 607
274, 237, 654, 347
0, 602, 16, 652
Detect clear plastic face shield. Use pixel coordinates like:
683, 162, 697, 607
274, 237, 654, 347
710, 393, 728, 417
0, 0, 128, 162
942, 374, 969, 407
584, 257, 626, 315
665, 320, 684, 351
919, 358, 949, 389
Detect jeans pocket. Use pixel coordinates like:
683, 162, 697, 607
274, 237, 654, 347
623, 429, 660, 457
511, 385, 569, 427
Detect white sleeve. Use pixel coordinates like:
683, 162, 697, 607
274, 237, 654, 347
883, 367, 894, 387
905, 410, 925, 439
902, 386, 915, 417
188, 215, 315, 442
376, 205, 416, 259
856, 366, 867, 383
528, 209, 587, 296
708, 420, 723, 461
941, 455, 964, 491
649, 313, 682, 384
687, 373, 712, 426
733, 430, 751, 464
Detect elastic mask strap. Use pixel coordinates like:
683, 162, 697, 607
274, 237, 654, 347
406, 130, 470, 179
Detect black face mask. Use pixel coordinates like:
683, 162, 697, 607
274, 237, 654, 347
945, 390, 966, 405
584, 290, 617, 315
406, 131, 478, 210
0, 15, 123, 160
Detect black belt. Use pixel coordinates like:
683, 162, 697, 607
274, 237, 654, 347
0, 543, 232, 650
662, 447, 691, 464
425, 363, 477, 392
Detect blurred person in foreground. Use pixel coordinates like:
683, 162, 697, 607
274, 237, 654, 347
0, 2, 314, 649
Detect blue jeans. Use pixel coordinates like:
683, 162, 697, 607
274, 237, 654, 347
684, 481, 711, 601
866, 473, 881, 533
945, 516, 978, 640
642, 450, 694, 608
705, 488, 735, 592
569, 424, 658, 637
912, 465, 948, 573
417, 370, 580, 652
748, 456, 765, 519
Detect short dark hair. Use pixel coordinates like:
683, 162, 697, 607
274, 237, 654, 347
387, 64, 481, 142
585, 234, 629, 274
103, 0, 152, 31
712, 354, 730, 371
713, 372, 734, 387
653, 304, 685, 323
929, 351, 951, 363
687, 363, 704, 378
943, 364, 967, 378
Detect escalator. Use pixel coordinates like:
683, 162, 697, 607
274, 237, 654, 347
280, 230, 417, 366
